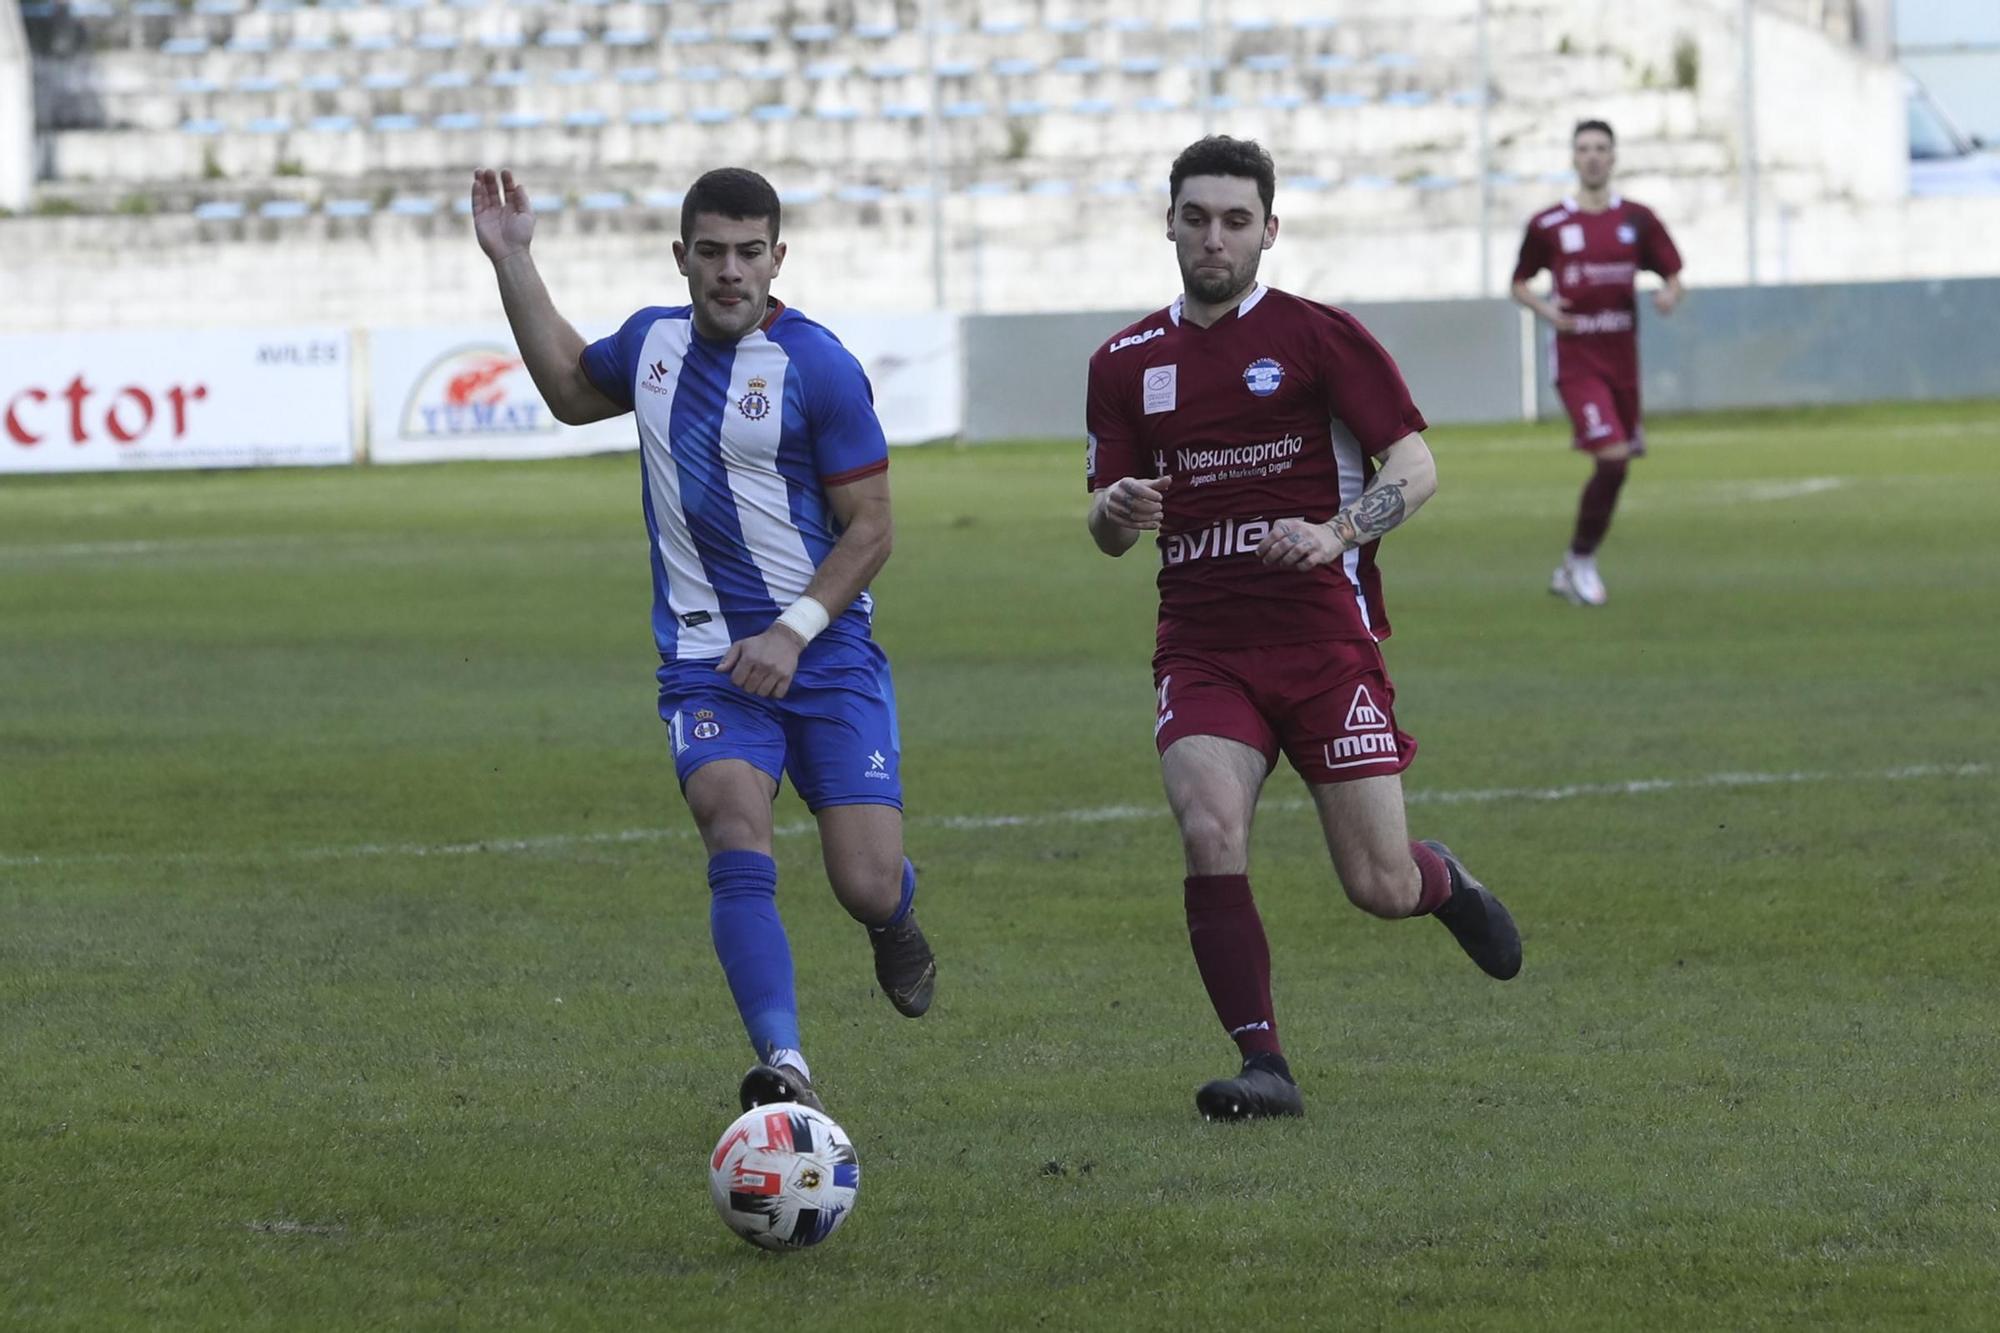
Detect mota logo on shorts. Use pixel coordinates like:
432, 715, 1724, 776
1344, 685, 1390, 731
1242, 358, 1284, 397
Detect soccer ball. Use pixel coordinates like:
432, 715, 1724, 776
708, 1102, 860, 1251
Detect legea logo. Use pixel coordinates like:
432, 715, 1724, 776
400, 345, 554, 439
1110, 327, 1166, 353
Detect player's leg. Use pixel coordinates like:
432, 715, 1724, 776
1553, 378, 1631, 606
1280, 645, 1521, 980
1309, 776, 1521, 980
784, 643, 936, 1020
664, 686, 822, 1112
1158, 710, 1303, 1120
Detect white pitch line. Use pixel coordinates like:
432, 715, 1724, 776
0, 762, 1988, 871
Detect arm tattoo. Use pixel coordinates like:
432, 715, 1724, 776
1327, 478, 1408, 548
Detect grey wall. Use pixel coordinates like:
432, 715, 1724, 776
961, 297, 1527, 443
962, 278, 2000, 443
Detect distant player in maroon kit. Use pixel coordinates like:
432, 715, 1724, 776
1085, 136, 1523, 1122
1512, 119, 1685, 606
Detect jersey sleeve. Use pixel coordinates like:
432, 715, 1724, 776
1637, 207, 1684, 278
1511, 220, 1551, 284
803, 342, 890, 486
1319, 311, 1429, 456
1084, 348, 1142, 492
577, 308, 659, 412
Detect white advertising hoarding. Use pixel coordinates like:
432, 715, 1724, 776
367, 312, 962, 465
0, 327, 352, 474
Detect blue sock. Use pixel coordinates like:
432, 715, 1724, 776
708, 850, 801, 1061
870, 858, 918, 932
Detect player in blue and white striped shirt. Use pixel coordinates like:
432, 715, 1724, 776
474, 165, 936, 1117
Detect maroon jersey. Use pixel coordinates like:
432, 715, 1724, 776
1512, 196, 1682, 388
1086, 285, 1428, 650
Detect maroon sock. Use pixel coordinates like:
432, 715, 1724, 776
1184, 874, 1281, 1057
1408, 842, 1454, 917
1570, 456, 1631, 556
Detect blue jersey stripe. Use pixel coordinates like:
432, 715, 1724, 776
774, 362, 834, 568
668, 335, 778, 641
636, 451, 678, 658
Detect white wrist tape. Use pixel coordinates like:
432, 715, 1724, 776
775, 595, 831, 645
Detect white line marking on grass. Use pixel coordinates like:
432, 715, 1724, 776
1722, 477, 1847, 503
1, 763, 1988, 870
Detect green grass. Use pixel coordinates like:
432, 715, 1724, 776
4, 400, 1998, 1329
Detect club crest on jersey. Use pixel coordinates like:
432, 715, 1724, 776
1242, 358, 1284, 397
1617, 223, 1637, 244
737, 375, 772, 421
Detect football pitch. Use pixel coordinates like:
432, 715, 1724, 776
4, 400, 1997, 1328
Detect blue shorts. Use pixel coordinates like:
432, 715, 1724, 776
657, 635, 903, 812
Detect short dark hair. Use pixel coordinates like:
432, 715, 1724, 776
680, 167, 781, 244
1169, 135, 1276, 218
1573, 119, 1616, 143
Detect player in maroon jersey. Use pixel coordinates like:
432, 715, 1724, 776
1085, 136, 1522, 1121
1512, 119, 1685, 606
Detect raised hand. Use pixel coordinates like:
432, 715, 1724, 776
1102, 475, 1173, 530
471, 167, 536, 263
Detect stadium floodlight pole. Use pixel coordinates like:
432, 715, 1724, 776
1740, 0, 1760, 285
924, 0, 945, 309
1476, 0, 1492, 295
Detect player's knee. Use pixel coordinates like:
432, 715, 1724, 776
1339, 859, 1418, 919
1177, 805, 1249, 873
825, 847, 904, 920
697, 809, 768, 854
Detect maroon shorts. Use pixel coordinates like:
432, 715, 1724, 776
1558, 377, 1645, 455
1152, 639, 1417, 784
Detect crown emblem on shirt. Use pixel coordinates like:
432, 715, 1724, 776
737, 376, 772, 420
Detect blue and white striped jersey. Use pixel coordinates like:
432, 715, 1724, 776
580, 301, 890, 661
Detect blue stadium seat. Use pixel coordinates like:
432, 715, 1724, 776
941, 100, 986, 119
626, 107, 672, 125
1093, 179, 1141, 196
389, 197, 439, 216
1205, 94, 1239, 111
372, 114, 420, 132
434, 112, 484, 131
866, 63, 911, 80
180, 117, 228, 135
980, 19, 1025, 36
1416, 175, 1461, 191
881, 104, 924, 120
1282, 175, 1331, 192
1028, 179, 1073, 197
690, 107, 735, 124
1118, 56, 1163, 75
1243, 54, 1292, 73
1384, 91, 1434, 107
743, 65, 787, 82
812, 106, 860, 121
1260, 93, 1304, 111
530, 195, 564, 212
563, 109, 608, 128
290, 35, 334, 53
1106, 17, 1150, 33
1004, 100, 1046, 117
604, 29, 650, 46
616, 67, 663, 84
299, 73, 343, 91
1133, 96, 1179, 113
1044, 17, 1090, 34
729, 25, 776, 43
640, 190, 684, 209
162, 37, 212, 56
667, 27, 710, 44
935, 60, 978, 79
194, 0, 242, 13
851, 21, 897, 39
1345, 174, 1393, 191
751, 105, 796, 122
362, 72, 410, 90
580, 192, 628, 211
1373, 52, 1417, 68
1319, 91, 1369, 109
351, 34, 396, 52
1070, 98, 1115, 115
324, 198, 374, 218
539, 29, 587, 47
832, 185, 881, 204
247, 116, 293, 134
1312, 53, 1353, 70
964, 181, 1012, 198
1294, 16, 1340, 31
20, 1, 56, 16
449, 0, 486, 7
178, 77, 224, 94
1451, 88, 1487, 106
791, 23, 839, 42
496, 111, 546, 129
551, 68, 600, 86
487, 70, 534, 87
480, 32, 525, 48
425, 71, 472, 89
193, 200, 246, 220
1053, 56, 1101, 75
258, 199, 311, 219
1231, 17, 1276, 32
1167, 18, 1202, 33
992, 58, 1040, 77
415, 33, 460, 51
681, 65, 723, 82
779, 187, 823, 205
225, 35, 273, 54
308, 115, 357, 132
132, 1, 176, 15
804, 61, 851, 80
